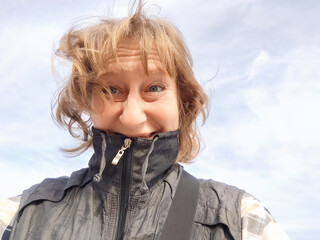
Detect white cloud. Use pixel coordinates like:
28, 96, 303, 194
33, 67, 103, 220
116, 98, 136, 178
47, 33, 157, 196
246, 50, 273, 79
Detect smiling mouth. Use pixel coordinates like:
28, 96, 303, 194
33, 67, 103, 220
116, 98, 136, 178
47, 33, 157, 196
136, 131, 158, 139
109, 131, 158, 139
147, 132, 158, 138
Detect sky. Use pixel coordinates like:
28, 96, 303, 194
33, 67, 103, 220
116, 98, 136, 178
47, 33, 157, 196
0, 0, 319, 239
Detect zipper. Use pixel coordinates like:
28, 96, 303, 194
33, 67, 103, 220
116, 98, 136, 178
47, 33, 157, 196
112, 138, 132, 165
114, 138, 132, 240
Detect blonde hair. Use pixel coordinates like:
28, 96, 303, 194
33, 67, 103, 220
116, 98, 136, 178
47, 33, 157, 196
53, 1, 208, 162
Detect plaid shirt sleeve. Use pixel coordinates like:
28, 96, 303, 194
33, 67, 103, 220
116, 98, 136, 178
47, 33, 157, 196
0, 196, 20, 239
241, 193, 291, 240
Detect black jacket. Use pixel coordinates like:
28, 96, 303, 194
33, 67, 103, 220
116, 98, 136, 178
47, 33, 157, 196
9, 129, 244, 240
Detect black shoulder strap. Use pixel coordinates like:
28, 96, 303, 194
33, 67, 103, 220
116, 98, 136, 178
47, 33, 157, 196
1, 226, 12, 240
160, 170, 199, 240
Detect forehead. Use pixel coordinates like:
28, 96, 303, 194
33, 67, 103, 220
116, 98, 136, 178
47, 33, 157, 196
98, 38, 168, 76
116, 38, 160, 61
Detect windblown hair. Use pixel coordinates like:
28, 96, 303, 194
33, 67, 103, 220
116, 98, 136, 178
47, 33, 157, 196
53, 1, 208, 163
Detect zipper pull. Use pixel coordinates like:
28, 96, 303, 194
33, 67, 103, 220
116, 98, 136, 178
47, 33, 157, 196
112, 138, 132, 165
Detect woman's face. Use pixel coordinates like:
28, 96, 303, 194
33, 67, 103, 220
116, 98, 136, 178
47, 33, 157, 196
90, 39, 179, 139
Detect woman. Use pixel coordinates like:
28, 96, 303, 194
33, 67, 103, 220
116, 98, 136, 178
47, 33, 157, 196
1, 2, 290, 240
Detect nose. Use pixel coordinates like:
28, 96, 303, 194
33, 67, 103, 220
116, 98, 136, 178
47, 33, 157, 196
119, 93, 147, 129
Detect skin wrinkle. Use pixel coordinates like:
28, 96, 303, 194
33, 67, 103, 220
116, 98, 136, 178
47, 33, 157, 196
108, 40, 160, 69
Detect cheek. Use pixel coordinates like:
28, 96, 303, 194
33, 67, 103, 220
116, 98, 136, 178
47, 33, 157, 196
90, 99, 121, 130
171, 89, 180, 129
91, 96, 104, 113
171, 100, 180, 129
156, 95, 180, 130
90, 97, 110, 129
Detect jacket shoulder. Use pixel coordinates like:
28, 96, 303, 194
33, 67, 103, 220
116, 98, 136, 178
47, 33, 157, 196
198, 179, 245, 208
194, 179, 245, 240
18, 167, 90, 216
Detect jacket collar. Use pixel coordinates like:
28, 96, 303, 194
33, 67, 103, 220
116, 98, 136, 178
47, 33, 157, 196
90, 127, 179, 195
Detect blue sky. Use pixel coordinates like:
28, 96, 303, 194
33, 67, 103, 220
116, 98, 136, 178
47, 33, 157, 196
0, 1, 319, 239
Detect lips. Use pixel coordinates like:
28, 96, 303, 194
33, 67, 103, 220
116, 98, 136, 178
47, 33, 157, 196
109, 131, 159, 139
136, 131, 158, 139
147, 132, 158, 138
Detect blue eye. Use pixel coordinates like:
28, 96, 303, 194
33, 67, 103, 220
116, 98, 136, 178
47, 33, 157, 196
148, 85, 163, 92
110, 87, 119, 94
